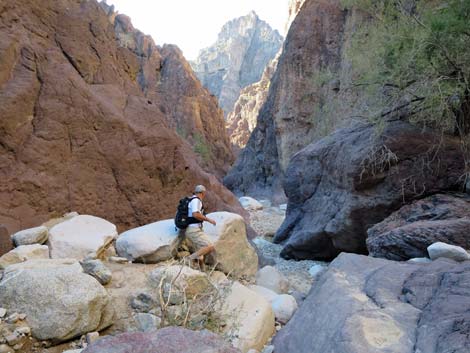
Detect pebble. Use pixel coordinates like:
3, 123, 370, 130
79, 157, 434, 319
108, 256, 129, 264
0, 309, 6, 318
6, 313, 19, 324
18, 314, 26, 321
12, 343, 23, 351
86, 332, 99, 345
15, 327, 31, 336
5, 333, 20, 346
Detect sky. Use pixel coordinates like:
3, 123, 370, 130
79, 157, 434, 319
106, 0, 290, 61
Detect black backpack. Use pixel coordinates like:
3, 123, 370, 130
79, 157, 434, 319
174, 196, 201, 229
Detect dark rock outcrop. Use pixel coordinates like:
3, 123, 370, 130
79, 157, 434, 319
225, 0, 367, 199
274, 121, 465, 260
191, 11, 283, 115
0, 0, 245, 234
83, 327, 241, 353
274, 253, 470, 353
367, 194, 470, 260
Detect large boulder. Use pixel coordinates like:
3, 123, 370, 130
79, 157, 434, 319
48, 215, 117, 259
274, 253, 470, 353
11, 226, 48, 246
218, 281, 275, 353
82, 327, 241, 353
274, 121, 465, 260
367, 194, 470, 260
204, 212, 258, 279
0, 244, 49, 269
0, 259, 114, 342
115, 220, 179, 263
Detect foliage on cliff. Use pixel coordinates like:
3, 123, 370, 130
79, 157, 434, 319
342, 0, 470, 137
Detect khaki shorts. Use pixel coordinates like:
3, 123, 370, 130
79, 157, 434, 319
184, 226, 213, 252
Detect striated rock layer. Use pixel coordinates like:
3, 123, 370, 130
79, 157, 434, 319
0, 0, 244, 234
191, 11, 283, 115
225, 0, 367, 199
367, 193, 470, 260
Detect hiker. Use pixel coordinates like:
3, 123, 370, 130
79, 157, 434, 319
176, 185, 217, 269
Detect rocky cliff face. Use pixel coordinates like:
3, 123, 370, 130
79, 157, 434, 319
225, 55, 279, 152
225, 0, 306, 155
0, 0, 244, 234
225, 0, 367, 199
101, 5, 233, 176
191, 11, 283, 115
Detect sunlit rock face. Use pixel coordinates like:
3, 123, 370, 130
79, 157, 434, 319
191, 11, 283, 115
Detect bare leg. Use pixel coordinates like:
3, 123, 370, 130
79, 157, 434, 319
188, 245, 215, 260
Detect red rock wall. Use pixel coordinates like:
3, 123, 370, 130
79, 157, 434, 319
0, 0, 245, 233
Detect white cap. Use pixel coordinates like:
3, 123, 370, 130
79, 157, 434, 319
194, 185, 206, 193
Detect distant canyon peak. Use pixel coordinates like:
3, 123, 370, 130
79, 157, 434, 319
190, 11, 284, 115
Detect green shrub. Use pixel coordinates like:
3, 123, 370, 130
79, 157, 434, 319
341, 0, 470, 135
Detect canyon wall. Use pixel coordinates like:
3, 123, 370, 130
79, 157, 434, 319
0, 0, 244, 233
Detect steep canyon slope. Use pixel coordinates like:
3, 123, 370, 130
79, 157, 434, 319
225, 0, 366, 199
0, 0, 243, 234
101, 5, 234, 176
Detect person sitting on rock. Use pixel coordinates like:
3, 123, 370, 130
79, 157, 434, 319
184, 185, 217, 270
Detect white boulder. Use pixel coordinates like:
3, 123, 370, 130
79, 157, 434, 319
0, 244, 49, 269
239, 197, 263, 211
204, 212, 258, 279
48, 215, 117, 260
428, 242, 470, 262
219, 281, 275, 352
0, 259, 114, 342
115, 219, 179, 263
256, 266, 289, 294
11, 226, 48, 246
271, 294, 298, 324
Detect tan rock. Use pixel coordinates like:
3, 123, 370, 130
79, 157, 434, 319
0, 244, 49, 269
48, 215, 117, 260
218, 281, 275, 353
0, 259, 114, 342
204, 212, 258, 279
